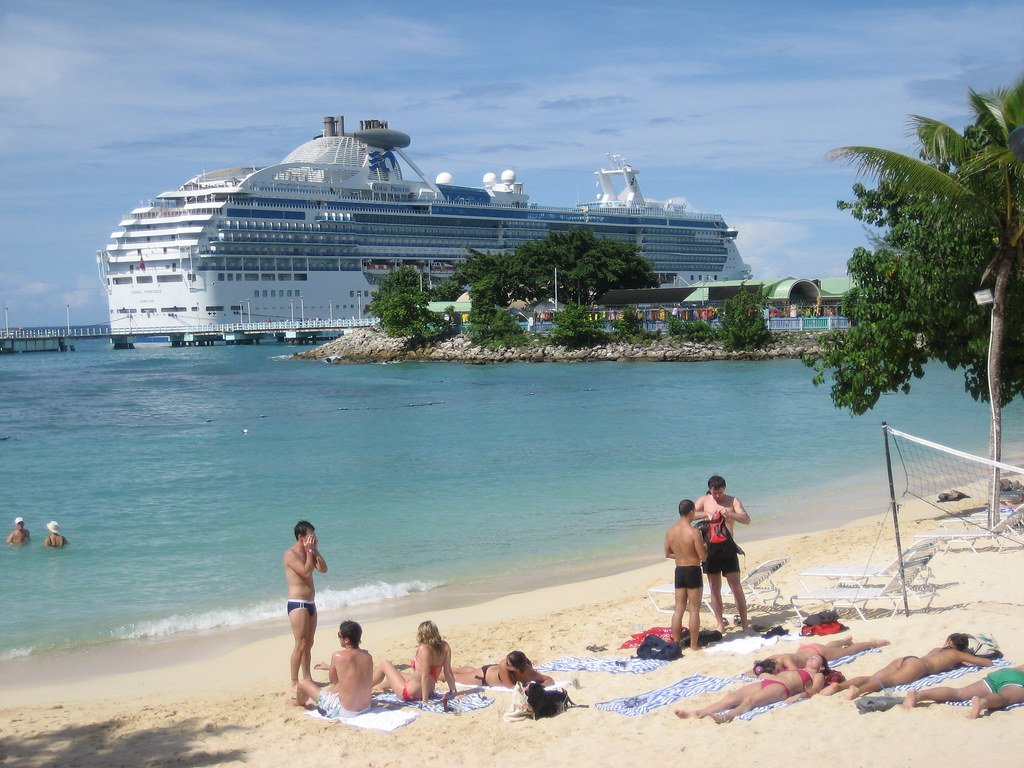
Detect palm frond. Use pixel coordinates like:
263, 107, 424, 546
826, 145, 967, 200
912, 117, 970, 165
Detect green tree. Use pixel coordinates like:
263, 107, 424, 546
367, 266, 438, 341
717, 287, 771, 351
468, 305, 525, 349
819, 79, 1024, 522
549, 302, 607, 348
610, 306, 645, 343
666, 315, 717, 342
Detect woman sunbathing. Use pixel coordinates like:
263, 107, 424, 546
452, 650, 554, 689
675, 654, 829, 723
371, 620, 458, 706
902, 663, 1024, 718
751, 636, 889, 676
821, 633, 993, 699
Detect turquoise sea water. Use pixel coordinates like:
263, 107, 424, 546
1, 339, 1021, 661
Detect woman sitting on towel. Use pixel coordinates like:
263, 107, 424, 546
902, 663, 1024, 718
751, 636, 890, 676
371, 620, 459, 706
675, 654, 829, 723
452, 650, 554, 689
821, 633, 993, 700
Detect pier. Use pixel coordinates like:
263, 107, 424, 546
0, 319, 374, 353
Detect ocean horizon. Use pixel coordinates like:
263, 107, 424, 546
1, 338, 1020, 664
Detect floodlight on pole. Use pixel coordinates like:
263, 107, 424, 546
974, 288, 994, 305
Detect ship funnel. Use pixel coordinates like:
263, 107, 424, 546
323, 116, 337, 137
337, 115, 345, 136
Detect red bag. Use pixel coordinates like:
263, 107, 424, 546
800, 621, 846, 636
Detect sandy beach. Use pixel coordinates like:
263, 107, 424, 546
4, 494, 1023, 768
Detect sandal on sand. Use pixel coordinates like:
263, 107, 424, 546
586, 644, 607, 653
855, 696, 903, 714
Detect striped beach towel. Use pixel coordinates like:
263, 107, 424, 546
537, 657, 670, 675
734, 696, 810, 722
305, 707, 418, 731
372, 691, 493, 714
595, 674, 733, 716
733, 646, 885, 684
890, 658, 1013, 693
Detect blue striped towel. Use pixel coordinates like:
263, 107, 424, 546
372, 691, 493, 714
537, 657, 670, 674
595, 674, 733, 716
890, 658, 1013, 693
735, 696, 809, 722
732, 647, 884, 684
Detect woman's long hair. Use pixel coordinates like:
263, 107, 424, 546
417, 620, 445, 650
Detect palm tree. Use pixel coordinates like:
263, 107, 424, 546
827, 78, 1024, 526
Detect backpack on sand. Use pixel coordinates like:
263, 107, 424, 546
635, 633, 683, 661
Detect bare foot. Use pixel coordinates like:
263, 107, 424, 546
690, 644, 702, 651
710, 712, 733, 724
820, 683, 839, 696
844, 685, 861, 701
967, 696, 984, 720
902, 691, 918, 709
873, 639, 891, 648
674, 708, 692, 719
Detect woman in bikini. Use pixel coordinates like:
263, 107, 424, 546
902, 663, 1024, 718
371, 620, 458, 706
675, 654, 829, 723
452, 650, 554, 689
751, 636, 890, 676
821, 633, 994, 700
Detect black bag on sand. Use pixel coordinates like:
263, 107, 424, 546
635, 634, 683, 661
525, 682, 586, 718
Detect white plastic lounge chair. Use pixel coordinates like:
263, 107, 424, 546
797, 539, 937, 590
911, 505, 1024, 553
647, 557, 789, 614
789, 553, 936, 622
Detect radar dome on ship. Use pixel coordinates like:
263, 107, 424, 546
436, 172, 454, 185
483, 172, 497, 185
352, 128, 411, 150
501, 170, 516, 183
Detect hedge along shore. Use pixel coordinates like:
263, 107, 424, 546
293, 326, 823, 364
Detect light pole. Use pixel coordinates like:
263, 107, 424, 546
358, 292, 362, 320
246, 299, 251, 323
329, 301, 333, 322
4, 304, 8, 335
300, 296, 305, 323
290, 300, 295, 322
66, 304, 71, 335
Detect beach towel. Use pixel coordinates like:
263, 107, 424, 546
537, 656, 670, 674
889, 658, 1013, 693
734, 696, 809, 722
595, 674, 733, 716
704, 635, 787, 655
455, 680, 571, 693
305, 707, 418, 731
372, 691, 494, 714
619, 627, 674, 650
829, 647, 882, 668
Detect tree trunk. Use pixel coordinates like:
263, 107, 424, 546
987, 255, 1010, 528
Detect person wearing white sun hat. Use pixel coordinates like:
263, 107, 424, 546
44, 521, 69, 548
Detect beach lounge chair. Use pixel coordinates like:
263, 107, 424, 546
911, 505, 1024, 554
647, 557, 789, 614
797, 539, 937, 590
789, 553, 936, 622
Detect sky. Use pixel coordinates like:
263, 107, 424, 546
1, 1, 1023, 326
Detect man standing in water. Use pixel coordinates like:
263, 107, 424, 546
6, 517, 29, 545
694, 475, 750, 633
664, 499, 707, 649
285, 520, 328, 695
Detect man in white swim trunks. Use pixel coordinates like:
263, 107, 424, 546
294, 620, 374, 718
285, 520, 328, 694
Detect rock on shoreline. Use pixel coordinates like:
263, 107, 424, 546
292, 326, 822, 364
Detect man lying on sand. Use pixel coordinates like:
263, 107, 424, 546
903, 664, 1024, 718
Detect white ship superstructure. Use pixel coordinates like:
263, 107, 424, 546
98, 115, 752, 332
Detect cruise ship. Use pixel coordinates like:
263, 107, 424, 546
98, 115, 752, 331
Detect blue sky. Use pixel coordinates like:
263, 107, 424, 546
2, 0, 1023, 326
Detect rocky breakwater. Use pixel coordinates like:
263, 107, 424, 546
293, 327, 822, 364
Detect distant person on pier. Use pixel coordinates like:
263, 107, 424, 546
6, 517, 29, 545
664, 498, 707, 649
693, 475, 750, 632
285, 520, 328, 697
43, 521, 68, 548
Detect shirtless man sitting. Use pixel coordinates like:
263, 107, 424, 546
284, 520, 328, 694
293, 620, 374, 719
664, 499, 707, 649
452, 650, 554, 688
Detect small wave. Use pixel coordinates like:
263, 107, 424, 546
1, 646, 34, 661
115, 579, 442, 641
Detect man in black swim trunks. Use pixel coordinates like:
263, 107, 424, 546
694, 475, 750, 633
664, 499, 707, 649
284, 520, 328, 696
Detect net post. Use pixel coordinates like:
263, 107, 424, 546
882, 422, 910, 616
